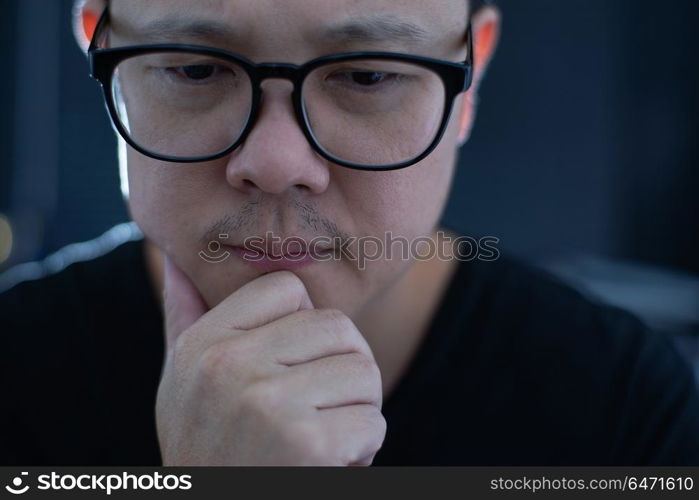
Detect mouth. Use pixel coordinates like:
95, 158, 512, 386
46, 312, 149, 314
226, 239, 335, 272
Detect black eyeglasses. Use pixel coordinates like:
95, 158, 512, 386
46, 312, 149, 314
88, 8, 473, 171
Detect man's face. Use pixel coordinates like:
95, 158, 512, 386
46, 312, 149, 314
110, 0, 474, 317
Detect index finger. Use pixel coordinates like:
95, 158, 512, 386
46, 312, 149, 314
199, 270, 315, 332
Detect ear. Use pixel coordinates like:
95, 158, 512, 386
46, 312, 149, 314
457, 5, 501, 145
72, 0, 107, 53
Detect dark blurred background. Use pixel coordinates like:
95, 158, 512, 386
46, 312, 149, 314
0, 0, 698, 370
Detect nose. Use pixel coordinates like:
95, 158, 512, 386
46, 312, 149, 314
225, 80, 330, 195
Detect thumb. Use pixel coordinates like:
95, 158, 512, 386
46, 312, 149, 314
163, 255, 208, 350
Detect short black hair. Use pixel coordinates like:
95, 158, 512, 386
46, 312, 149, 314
470, 0, 489, 15
104, 0, 491, 15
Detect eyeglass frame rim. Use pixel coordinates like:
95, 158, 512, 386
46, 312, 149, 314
87, 7, 474, 171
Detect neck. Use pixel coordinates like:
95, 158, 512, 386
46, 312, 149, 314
352, 229, 459, 397
143, 227, 459, 399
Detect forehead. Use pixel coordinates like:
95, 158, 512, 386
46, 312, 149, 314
112, 0, 467, 25
111, 0, 468, 57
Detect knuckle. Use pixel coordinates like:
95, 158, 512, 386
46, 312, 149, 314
224, 333, 255, 363
286, 421, 329, 463
321, 308, 351, 328
270, 271, 307, 298
354, 355, 383, 404
170, 328, 195, 364
196, 338, 250, 383
339, 407, 386, 465
360, 407, 387, 451
372, 409, 388, 439
319, 309, 356, 340
240, 379, 283, 415
354, 352, 381, 379
365, 430, 386, 461
373, 419, 387, 453
210, 334, 253, 363
353, 351, 376, 371
196, 344, 230, 383
317, 310, 372, 358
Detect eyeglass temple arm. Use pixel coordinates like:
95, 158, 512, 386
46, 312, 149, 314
462, 22, 474, 91
88, 7, 111, 52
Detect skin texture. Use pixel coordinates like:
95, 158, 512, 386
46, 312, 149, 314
74, 0, 500, 465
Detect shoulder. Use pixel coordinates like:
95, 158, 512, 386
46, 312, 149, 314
0, 222, 151, 341
0, 222, 145, 295
451, 255, 699, 464
455, 254, 658, 355
0, 223, 163, 464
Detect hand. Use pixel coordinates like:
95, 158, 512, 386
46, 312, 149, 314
155, 257, 386, 465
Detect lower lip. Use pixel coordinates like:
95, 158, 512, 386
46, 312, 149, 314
229, 246, 329, 272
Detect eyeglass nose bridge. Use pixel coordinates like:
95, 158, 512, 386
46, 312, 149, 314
240, 61, 317, 157
253, 63, 304, 85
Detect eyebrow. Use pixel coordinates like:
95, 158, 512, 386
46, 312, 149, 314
323, 15, 432, 45
133, 18, 239, 43
129, 14, 432, 46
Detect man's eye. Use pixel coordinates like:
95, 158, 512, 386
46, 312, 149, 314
168, 64, 222, 81
349, 71, 390, 86
330, 71, 398, 88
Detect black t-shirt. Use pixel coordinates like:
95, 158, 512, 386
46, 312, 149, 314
1, 234, 698, 465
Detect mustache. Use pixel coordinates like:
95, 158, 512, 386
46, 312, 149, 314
200, 198, 352, 247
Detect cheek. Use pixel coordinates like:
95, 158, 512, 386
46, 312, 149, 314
332, 120, 458, 308
347, 127, 459, 242
125, 151, 216, 254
